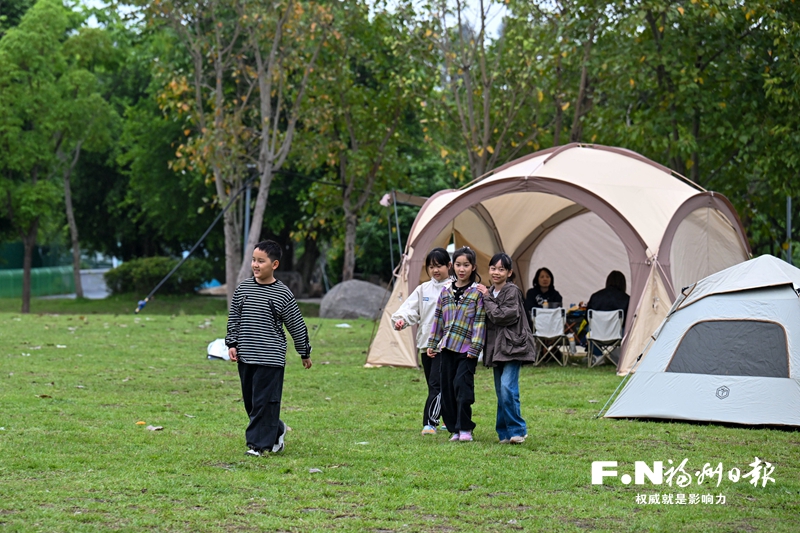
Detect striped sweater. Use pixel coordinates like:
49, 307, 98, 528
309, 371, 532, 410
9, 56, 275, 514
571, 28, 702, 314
225, 278, 311, 367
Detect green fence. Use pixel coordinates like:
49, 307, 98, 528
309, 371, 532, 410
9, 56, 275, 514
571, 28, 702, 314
0, 266, 75, 298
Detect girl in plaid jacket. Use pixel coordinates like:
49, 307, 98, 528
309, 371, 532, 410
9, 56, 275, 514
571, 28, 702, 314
427, 247, 486, 442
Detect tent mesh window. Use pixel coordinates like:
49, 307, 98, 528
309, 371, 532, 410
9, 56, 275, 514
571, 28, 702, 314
666, 320, 789, 378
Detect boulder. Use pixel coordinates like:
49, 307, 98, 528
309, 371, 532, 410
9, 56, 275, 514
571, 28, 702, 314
320, 279, 389, 320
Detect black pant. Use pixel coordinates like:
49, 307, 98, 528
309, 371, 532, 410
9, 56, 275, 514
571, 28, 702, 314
238, 362, 285, 452
421, 350, 442, 427
439, 349, 478, 432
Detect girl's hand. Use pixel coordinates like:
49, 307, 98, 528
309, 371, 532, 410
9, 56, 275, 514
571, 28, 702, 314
426, 348, 436, 358
228, 347, 238, 362
476, 283, 488, 295
393, 319, 405, 330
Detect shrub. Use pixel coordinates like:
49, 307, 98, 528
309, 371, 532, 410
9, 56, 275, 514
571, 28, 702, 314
104, 257, 214, 295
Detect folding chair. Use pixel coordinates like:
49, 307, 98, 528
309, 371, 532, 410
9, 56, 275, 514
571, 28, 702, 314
587, 309, 624, 367
531, 307, 567, 366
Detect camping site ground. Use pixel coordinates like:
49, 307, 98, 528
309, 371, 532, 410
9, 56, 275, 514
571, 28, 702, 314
0, 302, 798, 532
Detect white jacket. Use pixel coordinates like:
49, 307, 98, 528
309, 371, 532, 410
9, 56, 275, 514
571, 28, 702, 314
391, 277, 451, 349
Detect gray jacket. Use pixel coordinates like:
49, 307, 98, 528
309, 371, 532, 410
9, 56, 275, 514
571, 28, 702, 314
483, 283, 537, 367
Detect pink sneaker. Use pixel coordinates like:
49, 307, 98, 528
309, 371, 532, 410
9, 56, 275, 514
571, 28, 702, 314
449, 433, 460, 442
458, 431, 473, 442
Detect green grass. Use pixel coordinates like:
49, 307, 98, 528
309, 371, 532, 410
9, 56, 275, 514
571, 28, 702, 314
0, 294, 319, 317
0, 308, 797, 532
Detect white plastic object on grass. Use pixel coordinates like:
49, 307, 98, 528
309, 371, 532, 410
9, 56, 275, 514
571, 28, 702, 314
206, 338, 230, 360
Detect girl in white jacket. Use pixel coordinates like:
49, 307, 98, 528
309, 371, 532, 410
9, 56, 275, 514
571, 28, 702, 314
392, 247, 451, 435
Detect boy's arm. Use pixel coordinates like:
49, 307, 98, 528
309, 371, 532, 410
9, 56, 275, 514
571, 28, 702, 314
468, 294, 486, 358
225, 285, 243, 349
282, 296, 312, 360
391, 284, 422, 328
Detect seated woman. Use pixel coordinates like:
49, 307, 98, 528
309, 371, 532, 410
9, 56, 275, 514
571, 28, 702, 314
586, 271, 630, 364
586, 270, 630, 318
524, 267, 563, 328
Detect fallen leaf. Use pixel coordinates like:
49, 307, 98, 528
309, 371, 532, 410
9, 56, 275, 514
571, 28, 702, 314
184, 414, 196, 418
122, 377, 130, 382
588, 400, 598, 403
146, 425, 163, 431
36, 394, 52, 398
325, 397, 331, 401
309, 468, 323, 474
136, 421, 146, 425
76, 385, 86, 389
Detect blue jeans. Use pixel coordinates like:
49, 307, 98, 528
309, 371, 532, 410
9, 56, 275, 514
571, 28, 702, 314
493, 362, 527, 441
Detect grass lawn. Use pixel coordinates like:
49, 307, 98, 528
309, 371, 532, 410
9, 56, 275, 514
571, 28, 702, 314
0, 294, 319, 318
0, 302, 797, 532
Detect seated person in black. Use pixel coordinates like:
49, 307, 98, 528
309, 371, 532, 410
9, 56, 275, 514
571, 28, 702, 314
586, 270, 630, 318
586, 270, 630, 364
524, 267, 563, 327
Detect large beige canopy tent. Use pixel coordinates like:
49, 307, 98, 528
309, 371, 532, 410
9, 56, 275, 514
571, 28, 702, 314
367, 144, 751, 374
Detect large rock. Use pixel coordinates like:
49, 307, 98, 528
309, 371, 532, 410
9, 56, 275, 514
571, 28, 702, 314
320, 279, 389, 320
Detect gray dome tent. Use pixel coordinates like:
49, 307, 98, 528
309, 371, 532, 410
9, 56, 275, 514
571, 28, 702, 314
606, 255, 800, 426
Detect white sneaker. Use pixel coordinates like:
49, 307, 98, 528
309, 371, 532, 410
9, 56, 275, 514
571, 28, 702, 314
272, 422, 287, 453
245, 449, 262, 457
509, 435, 526, 444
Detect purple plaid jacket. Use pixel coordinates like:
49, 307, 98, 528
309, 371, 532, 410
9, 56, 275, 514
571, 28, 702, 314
427, 282, 486, 357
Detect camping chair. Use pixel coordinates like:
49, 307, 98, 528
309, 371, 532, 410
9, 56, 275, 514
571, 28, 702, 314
532, 307, 567, 366
587, 309, 624, 368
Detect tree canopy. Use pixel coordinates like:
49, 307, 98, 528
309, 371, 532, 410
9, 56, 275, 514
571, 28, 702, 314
2, 0, 798, 306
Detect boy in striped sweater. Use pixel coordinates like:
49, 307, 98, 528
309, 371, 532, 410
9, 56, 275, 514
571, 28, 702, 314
226, 240, 312, 457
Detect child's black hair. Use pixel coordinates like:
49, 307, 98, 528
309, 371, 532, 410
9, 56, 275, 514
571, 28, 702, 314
425, 247, 451, 268
450, 246, 481, 284
489, 252, 515, 281
532, 267, 555, 291
255, 240, 282, 262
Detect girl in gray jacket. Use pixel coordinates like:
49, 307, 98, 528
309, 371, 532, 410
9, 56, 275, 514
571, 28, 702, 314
477, 253, 536, 444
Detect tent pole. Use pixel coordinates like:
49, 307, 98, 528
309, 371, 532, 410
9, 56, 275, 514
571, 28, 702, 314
392, 191, 403, 254
387, 207, 395, 274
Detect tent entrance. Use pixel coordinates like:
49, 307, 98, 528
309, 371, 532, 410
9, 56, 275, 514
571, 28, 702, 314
666, 319, 789, 378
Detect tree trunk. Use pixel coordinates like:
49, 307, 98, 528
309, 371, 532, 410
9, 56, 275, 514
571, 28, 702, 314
298, 236, 319, 288
224, 202, 242, 304
63, 166, 84, 298
342, 210, 357, 282
237, 162, 275, 283
21, 219, 39, 314
553, 54, 563, 146
569, 27, 595, 144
